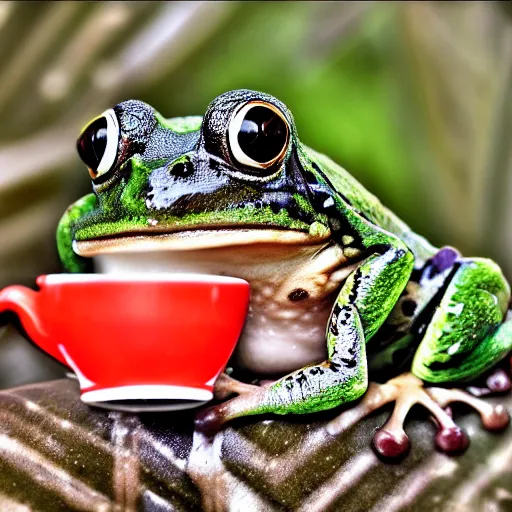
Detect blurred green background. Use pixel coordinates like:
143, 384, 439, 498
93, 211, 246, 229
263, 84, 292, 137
0, 1, 511, 387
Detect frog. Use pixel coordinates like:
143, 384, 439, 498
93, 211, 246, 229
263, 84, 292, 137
57, 89, 512, 457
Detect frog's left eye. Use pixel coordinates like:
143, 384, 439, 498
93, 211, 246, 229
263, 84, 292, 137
228, 101, 289, 171
77, 109, 120, 180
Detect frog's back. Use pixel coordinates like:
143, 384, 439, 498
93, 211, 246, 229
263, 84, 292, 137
305, 146, 438, 267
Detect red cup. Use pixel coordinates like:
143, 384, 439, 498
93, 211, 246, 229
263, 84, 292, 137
0, 273, 250, 411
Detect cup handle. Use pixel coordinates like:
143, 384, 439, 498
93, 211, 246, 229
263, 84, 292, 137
0, 285, 66, 366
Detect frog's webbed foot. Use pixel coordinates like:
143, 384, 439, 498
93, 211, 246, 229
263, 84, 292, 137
326, 373, 510, 459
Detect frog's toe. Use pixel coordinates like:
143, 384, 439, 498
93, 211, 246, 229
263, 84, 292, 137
466, 358, 512, 396
434, 426, 469, 453
370, 374, 472, 457
427, 387, 510, 432
486, 368, 512, 393
482, 404, 510, 431
484, 357, 512, 393
327, 372, 507, 458
194, 405, 225, 438
372, 428, 410, 458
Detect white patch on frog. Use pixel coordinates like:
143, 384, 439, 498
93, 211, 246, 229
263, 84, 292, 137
446, 302, 464, 316
323, 197, 335, 209
447, 341, 462, 356
95, 242, 351, 375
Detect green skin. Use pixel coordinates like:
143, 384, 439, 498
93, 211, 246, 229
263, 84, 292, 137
58, 89, 512, 422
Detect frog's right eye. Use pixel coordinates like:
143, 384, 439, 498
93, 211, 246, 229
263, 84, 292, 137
77, 109, 120, 180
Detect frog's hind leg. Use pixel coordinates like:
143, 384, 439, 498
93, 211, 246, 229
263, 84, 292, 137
392, 257, 512, 456
329, 254, 512, 458
411, 257, 512, 383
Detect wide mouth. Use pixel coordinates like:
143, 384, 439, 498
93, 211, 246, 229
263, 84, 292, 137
81, 385, 212, 412
73, 227, 331, 256
42, 272, 249, 285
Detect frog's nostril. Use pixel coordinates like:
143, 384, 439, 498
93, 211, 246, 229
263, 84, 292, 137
169, 160, 194, 178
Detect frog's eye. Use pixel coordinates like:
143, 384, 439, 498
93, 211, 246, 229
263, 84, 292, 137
77, 109, 120, 180
228, 101, 289, 171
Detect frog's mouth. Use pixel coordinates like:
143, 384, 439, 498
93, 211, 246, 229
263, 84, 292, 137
74, 225, 331, 257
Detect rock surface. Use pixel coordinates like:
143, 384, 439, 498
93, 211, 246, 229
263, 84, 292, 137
0, 379, 511, 511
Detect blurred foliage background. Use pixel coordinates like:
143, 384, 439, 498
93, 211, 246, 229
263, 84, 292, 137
0, 1, 511, 387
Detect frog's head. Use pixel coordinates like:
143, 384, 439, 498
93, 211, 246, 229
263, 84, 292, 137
58, 90, 334, 272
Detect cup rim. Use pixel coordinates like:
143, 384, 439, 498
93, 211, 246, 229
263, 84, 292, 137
41, 273, 249, 285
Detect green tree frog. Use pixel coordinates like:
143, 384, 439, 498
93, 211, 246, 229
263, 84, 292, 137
57, 90, 511, 457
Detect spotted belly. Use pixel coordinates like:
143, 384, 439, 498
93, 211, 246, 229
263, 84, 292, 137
234, 294, 333, 375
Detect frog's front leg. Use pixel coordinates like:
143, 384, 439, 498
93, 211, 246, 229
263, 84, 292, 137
196, 237, 415, 434
56, 194, 97, 273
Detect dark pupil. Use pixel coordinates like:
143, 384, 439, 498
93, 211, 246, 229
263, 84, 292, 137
237, 106, 287, 164
77, 117, 108, 173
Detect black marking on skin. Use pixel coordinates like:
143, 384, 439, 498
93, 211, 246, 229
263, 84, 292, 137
338, 338, 358, 369
328, 306, 360, 371
297, 151, 364, 247
401, 299, 417, 317
270, 202, 281, 214
310, 162, 353, 212
290, 371, 309, 400
229, 191, 317, 226
288, 289, 309, 302
296, 372, 308, 386
427, 350, 474, 373
411, 246, 461, 283
209, 158, 219, 171
330, 361, 341, 372
410, 262, 461, 336
427, 324, 498, 372
140, 179, 153, 201
340, 359, 357, 369
144, 144, 318, 225
330, 304, 342, 336
410, 268, 424, 283
348, 269, 363, 304
337, 308, 351, 326
309, 161, 374, 223
391, 345, 417, 370
168, 158, 194, 178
